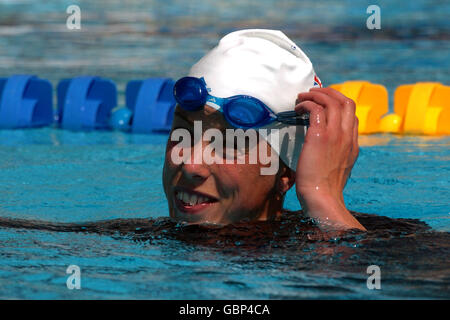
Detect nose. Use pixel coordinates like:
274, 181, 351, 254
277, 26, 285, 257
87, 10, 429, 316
182, 162, 210, 183
180, 141, 211, 183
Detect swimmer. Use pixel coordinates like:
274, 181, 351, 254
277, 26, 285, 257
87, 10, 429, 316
163, 29, 366, 231
0, 29, 365, 235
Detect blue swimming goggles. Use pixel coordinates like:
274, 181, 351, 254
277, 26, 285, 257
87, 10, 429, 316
173, 77, 309, 129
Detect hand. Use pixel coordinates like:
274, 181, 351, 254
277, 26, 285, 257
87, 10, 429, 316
294, 87, 366, 231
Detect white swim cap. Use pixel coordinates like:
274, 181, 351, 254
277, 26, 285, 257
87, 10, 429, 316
188, 29, 322, 171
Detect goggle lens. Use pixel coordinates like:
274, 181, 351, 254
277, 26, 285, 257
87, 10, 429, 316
224, 98, 269, 128
173, 77, 207, 111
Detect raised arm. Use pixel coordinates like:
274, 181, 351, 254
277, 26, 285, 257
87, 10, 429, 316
294, 87, 366, 231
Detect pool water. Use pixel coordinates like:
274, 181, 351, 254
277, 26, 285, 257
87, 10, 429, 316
0, 129, 448, 299
0, 0, 449, 299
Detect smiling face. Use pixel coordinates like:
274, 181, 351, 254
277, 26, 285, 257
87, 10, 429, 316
162, 105, 295, 225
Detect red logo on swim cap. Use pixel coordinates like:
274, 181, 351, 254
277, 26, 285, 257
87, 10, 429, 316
314, 75, 322, 88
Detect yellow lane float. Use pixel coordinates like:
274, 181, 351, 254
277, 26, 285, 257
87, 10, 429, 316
330, 81, 450, 135
330, 81, 388, 134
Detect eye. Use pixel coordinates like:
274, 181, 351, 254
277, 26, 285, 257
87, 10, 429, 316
172, 116, 194, 132
224, 99, 268, 127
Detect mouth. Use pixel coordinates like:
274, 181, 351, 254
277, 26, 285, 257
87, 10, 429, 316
173, 187, 219, 214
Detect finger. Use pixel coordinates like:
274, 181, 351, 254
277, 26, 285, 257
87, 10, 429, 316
341, 99, 357, 133
311, 87, 356, 132
310, 87, 349, 105
297, 91, 341, 131
352, 116, 359, 159
295, 100, 327, 130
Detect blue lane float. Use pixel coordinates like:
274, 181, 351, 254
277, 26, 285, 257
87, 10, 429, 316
0, 75, 176, 133
109, 106, 133, 131
57, 76, 117, 130
0, 75, 53, 129
125, 78, 176, 133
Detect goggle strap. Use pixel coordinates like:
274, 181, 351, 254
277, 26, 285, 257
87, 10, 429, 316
277, 110, 310, 125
